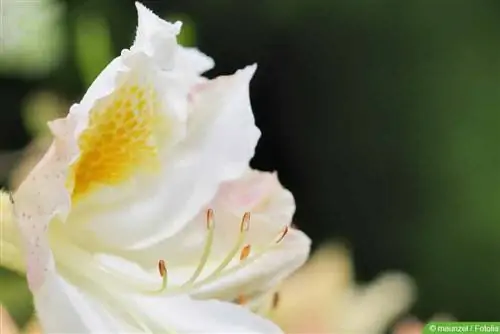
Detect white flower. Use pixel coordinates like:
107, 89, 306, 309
6, 2, 311, 333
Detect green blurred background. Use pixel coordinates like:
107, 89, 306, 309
1, 0, 500, 328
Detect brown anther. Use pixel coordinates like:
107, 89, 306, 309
240, 245, 251, 261
237, 294, 248, 305
158, 260, 167, 278
272, 292, 280, 309
206, 209, 214, 230
240, 212, 251, 232
276, 226, 289, 244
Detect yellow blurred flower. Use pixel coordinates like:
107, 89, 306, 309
269, 243, 416, 334
0, 306, 41, 334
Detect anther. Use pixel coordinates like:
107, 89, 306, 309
272, 292, 280, 309
276, 225, 289, 244
240, 245, 251, 261
157, 260, 168, 291
237, 294, 248, 305
240, 212, 251, 232
206, 209, 214, 230
158, 260, 166, 277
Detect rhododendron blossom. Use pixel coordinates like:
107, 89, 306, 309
4, 3, 310, 333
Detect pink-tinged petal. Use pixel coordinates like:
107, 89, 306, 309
13, 116, 79, 291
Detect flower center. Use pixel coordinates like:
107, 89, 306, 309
70, 81, 166, 200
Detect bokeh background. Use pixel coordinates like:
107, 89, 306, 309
1, 0, 500, 330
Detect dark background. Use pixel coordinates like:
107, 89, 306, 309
2, 0, 500, 327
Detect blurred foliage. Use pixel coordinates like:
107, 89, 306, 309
2, 0, 500, 330
0, 0, 65, 78
21, 91, 67, 138
74, 12, 114, 87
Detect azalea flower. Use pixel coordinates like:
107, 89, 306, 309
5, 2, 310, 333
0, 305, 41, 334
268, 243, 415, 334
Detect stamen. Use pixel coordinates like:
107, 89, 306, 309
157, 260, 168, 292
206, 208, 214, 229
240, 245, 251, 261
241, 212, 251, 231
182, 209, 215, 287
149, 213, 290, 295
237, 294, 248, 305
193, 222, 292, 289
276, 225, 289, 244
272, 292, 280, 309
196, 212, 250, 284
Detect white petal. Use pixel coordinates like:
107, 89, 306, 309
34, 270, 131, 333
144, 65, 261, 247
129, 65, 260, 247
13, 116, 79, 290
72, 56, 124, 128
175, 46, 215, 74
132, 2, 181, 70
132, 295, 283, 333
134, 3, 214, 74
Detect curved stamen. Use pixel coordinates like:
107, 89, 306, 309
197, 212, 250, 284
181, 209, 215, 287
192, 223, 291, 289
149, 215, 291, 296
276, 225, 288, 244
